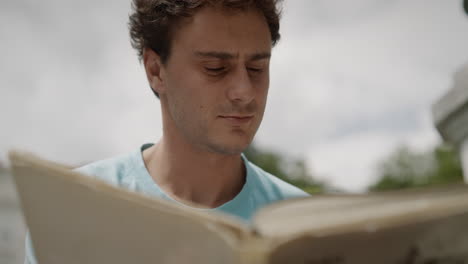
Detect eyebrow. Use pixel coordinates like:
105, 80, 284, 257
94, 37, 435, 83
194, 51, 271, 61
249, 52, 271, 61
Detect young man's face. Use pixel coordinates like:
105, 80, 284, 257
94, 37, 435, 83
156, 6, 272, 155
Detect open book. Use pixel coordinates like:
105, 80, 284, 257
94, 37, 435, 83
9, 150, 468, 264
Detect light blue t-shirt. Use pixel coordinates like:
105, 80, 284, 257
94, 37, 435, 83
25, 144, 309, 263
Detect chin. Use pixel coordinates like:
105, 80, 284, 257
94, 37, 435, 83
202, 128, 256, 155
206, 138, 252, 156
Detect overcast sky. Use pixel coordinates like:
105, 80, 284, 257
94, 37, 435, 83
1, 0, 468, 192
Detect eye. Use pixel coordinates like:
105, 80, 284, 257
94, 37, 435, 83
247, 67, 263, 73
205, 67, 226, 74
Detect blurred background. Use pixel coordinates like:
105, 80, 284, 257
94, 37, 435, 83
1, 0, 468, 263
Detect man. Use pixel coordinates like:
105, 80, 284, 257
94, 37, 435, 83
25, 0, 308, 263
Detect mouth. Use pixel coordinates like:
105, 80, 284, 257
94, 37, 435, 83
219, 115, 254, 125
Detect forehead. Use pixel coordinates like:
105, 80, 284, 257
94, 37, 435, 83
170, 6, 272, 59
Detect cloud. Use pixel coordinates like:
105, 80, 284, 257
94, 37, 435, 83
1, 0, 467, 191
0, 0, 161, 164
255, 0, 468, 190
306, 112, 440, 192
281, 0, 399, 29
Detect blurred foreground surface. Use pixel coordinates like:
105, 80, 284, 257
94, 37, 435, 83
0, 169, 26, 264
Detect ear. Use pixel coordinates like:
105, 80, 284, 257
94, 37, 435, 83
143, 48, 166, 96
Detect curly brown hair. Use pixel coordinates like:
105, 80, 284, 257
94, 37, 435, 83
128, 0, 283, 64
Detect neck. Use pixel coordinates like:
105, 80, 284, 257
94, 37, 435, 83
143, 135, 246, 209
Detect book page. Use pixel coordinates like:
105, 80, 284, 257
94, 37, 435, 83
268, 211, 468, 264
10, 151, 251, 264
253, 184, 468, 237
252, 185, 468, 263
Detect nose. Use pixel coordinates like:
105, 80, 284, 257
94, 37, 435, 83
226, 67, 255, 104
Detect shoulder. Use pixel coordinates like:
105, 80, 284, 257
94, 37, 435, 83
74, 149, 141, 186
245, 159, 310, 201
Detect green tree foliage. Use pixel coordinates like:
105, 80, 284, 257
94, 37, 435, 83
369, 144, 464, 191
244, 144, 326, 194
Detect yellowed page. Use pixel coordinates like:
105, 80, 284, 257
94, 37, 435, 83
253, 185, 468, 263
10, 150, 251, 264
268, 211, 468, 264
254, 184, 468, 237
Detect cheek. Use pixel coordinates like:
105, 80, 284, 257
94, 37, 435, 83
257, 79, 270, 102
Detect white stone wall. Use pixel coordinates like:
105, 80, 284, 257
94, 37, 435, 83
432, 63, 468, 180
462, 139, 468, 184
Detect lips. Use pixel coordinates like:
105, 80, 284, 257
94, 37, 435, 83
219, 115, 254, 125
220, 115, 253, 119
